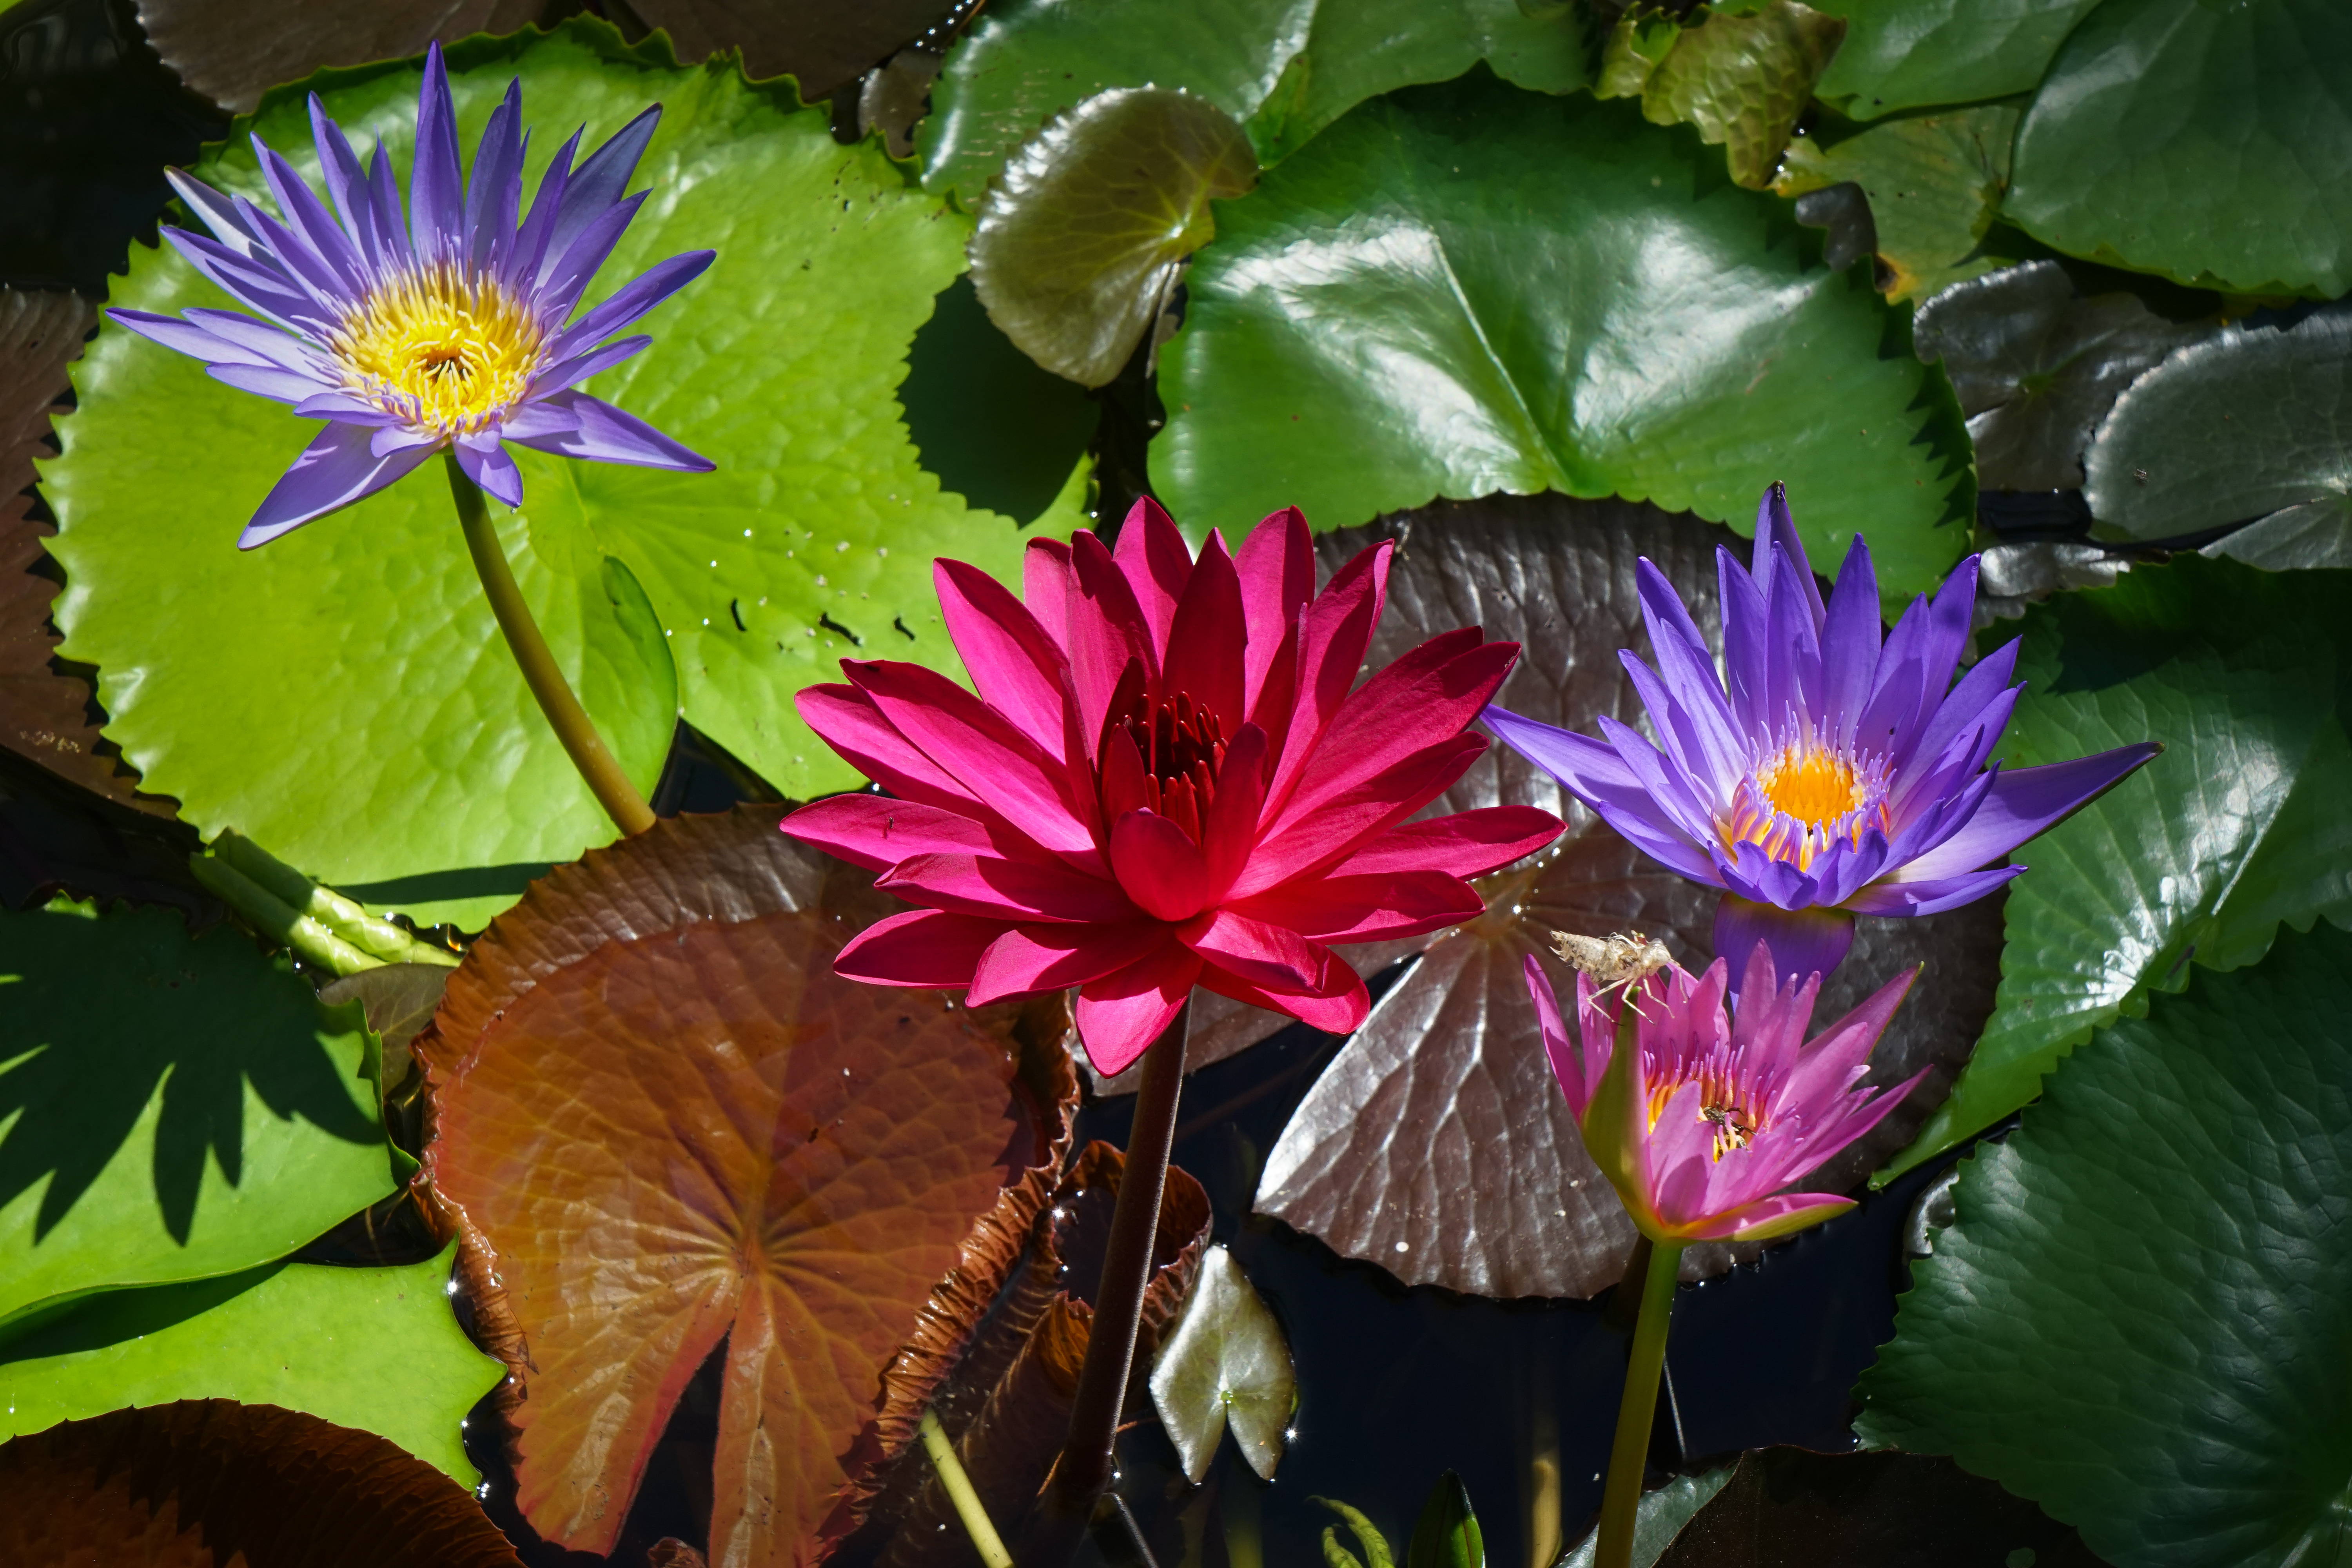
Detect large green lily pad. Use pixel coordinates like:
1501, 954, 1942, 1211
1154, 77, 1973, 602
1883, 556, 2352, 1180
1858, 923, 2352, 1568
0, 1245, 503, 1482
917, 0, 1588, 203
45, 21, 1085, 931
2005, 0, 2352, 297
0, 897, 392, 1332
2085, 305, 2352, 564
1812, 0, 2102, 122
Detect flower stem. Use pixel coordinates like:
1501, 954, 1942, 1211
445, 453, 655, 838
1595, 1235, 1686, 1568
1031, 1000, 1192, 1563
921, 1408, 1013, 1568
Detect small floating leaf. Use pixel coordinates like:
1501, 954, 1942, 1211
1775, 105, 2023, 302
1149, 1245, 1295, 1483
1637, 0, 1848, 188
971, 88, 1257, 388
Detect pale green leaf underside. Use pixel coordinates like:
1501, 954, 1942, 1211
1148, 1246, 1296, 1483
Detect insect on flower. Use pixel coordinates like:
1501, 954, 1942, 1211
109, 42, 715, 547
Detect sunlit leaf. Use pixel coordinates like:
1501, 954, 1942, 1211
318, 963, 454, 1087
0, 897, 391, 1331
1812, 0, 2103, 122
1149, 1245, 1294, 1483
0, 1400, 524, 1566
2084, 305, 2352, 564
918, 0, 1588, 203
45, 22, 1086, 931
1559, 1466, 1731, 1568
2005, 0, 2352, 297
1860, 924, 2352, 1568
1774, 105, 2023, 302
419, 807, 1082, 1566
1651, 1450, 2104, 1566
1884, 556, 2352, 1180
1915, 260, 2218, 491
134, 0, 537, 114
0, 1246, 501, 1482
1634, 1, 1847, 188
1316, 1495, 1396, 1568
1406, 1472, 1484, 1568
971, 88, 1257, 387
1250, 497, 2004, 1298
1154, 76, 1974, 604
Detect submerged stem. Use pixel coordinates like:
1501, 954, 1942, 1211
922, 1408, 1013, 1568
446, 454, 655, 837
1030, 1000, 1192, 1564
1596, 1234, 1686, 1568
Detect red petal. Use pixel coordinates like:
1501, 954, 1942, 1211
935, 559, 1073, 760
833, 909, 1005, 987
967, 920, 1171, 1005
1176, 907, 1321, 991
877, 852, 1138, 924
1112, 496, 1192, 657
1075, 941, 1203, 1075
795, 685, 983, 817
1098, 724, 1153, 823
1024, 537, 1073, 649
1199, 723, 1269, 900
1197, 950, 1369, 1036
1227, 870, 1484, 942
1109, 809, 1212, 922
844, 660, 1100, 863
1068, 532, 1159, 747
1332, 806, 1565, 879
1265, 540, 1392, 818
1236, 732, 1488, 897
1161, 528, 1247, 734
1235, 506, 1312, 716
779, 794, 1001, 871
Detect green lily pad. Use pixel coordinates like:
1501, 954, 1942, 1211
1858, 923, 2352, 1568
1775, 104, 2023, 301
1614, 1, 1848, 188
917, 0, 1589, 204
1147, 1245, 1295, 1483
1559, 1467, 1732, 1568
970, 87, 1258, 387
0, 1245, 504, 1482
0, 897, 392, 1332
44, 21, 1086, 931
1812, 0, 2103, 122
1153, 76, 1974, 603
2084, 305, 2352, 561
1882, 555, 2352, 1180
2005, 0, 2352, 297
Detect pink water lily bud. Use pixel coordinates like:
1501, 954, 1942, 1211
1526, 941, 1926, 1244
784, 499, 1565, 1075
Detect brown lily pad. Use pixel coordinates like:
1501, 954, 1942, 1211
0, 287, 164, 814
626, 0, 964, 103
417, 806, 1081, 1566
0, 1399, 524, 1567
1251, 495, 2005, 1299
134, 0, 540, 114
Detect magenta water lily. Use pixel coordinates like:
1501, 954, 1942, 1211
1483, 485, 2160, 985
110, 42, 714, 548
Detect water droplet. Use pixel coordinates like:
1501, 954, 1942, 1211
1394, 1241, 1410, 1253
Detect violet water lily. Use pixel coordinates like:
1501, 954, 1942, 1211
1483, 484, 2160, 985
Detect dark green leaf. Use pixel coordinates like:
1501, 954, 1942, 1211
1406, 1472, 1483, 1568
971, 88, 1257, 387
1775, 105, 2023, 302
1559, 1468, 1733, 1568
1153, 77, 1974, 603
1858, 923, 2352, 1568
2085, 305, 2352, 563
1812, 0, 2103, 122
918, 0, 1588, 203
2005, 0, 2352, 297
1147, 1245, 1295, 1483
0, 897, 392, 1331
1884, 556, 2352, 1179
1916, 260, 2218, 490
1637, 1, 1848, 188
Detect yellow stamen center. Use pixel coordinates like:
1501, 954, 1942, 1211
1646, 1075, 1760, 1162
1755, 743, 1864, 827
328, 265, 545, 434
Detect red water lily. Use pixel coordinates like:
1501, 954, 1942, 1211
783, 500, 1564, 1074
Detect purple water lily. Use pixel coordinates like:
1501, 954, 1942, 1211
110, 42, 713, 548
1485, 484, 2160, 985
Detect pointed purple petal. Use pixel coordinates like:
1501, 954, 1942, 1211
255, 140, 367, 294
508, 127, 583, 286
208, 361, 336, 403
540, 105, 659, 287
456, 434, 524, 507
1885, 743, 2161, 884
370, 425, 443, 458
408, 43, 465, 265
498, 400, 582, 441
1888, 634, 2020, 789
1481, 706, 1724, 883
1817, 537, 1882, 748
530, 334, 648, 398
181, 307, 332, 374
506, 390, 711, 471
1718, 543, 1771, 736
1754, 481, 1823, 625
1714, 893, 1855, 991
534, 190, 646, 318
163, 228, 332, 335
465, 80, 526, 273
108, 308, 276, 369
367, 145, 410, 266
241, 422, 435, 548
309, 96, 390, 272
165, 169, 266, 259
1843, 865, 2024, 916
545, 250, 713, 358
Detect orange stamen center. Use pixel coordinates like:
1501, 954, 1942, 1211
1756, 743, 1864, 826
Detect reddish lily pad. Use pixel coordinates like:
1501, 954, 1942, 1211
1251, 496, 2004, 1298
418, 807, 1080, 1566
626, 0, 963, 102
134, 0, 541, 114
0, 1399, 523, 1567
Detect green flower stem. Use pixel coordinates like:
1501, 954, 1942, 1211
211, 831, 458, 967
188, 852, 383, 976
1597, 1234, 1687, 1568
445, 453, 656, 838
1031, 998, 1193, 1563
922, 1408, 1013, 1568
